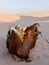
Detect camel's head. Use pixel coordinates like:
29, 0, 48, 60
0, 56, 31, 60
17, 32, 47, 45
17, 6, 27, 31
32, 23, 41, 35
24, 23, 41, 37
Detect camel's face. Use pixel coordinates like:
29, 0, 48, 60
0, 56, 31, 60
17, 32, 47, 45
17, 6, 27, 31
33, 23, 41, 35
33, 23, 40, 30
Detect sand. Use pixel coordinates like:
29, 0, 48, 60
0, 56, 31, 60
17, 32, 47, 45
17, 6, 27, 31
21, 12, 49, 17
0, 12, 49, 22
0, 13, 20, 22
0, 15, 49, 65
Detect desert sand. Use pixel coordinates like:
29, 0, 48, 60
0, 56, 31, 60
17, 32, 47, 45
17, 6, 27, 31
21, 12, 49, 17
0, 12, 49, 22
0, 13, 20, 22
0, 13, 49, 65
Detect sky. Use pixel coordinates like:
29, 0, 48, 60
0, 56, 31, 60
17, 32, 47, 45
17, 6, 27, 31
0, 0, 49, 14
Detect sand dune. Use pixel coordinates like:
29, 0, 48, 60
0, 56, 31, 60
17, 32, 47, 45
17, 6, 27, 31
0, 13, 20, 22
0, 12, 49, 22
22, 12, 49, 17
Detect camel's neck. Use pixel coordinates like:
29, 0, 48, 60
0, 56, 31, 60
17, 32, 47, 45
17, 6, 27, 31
23, 33, 38, 50
23, 36, 33, 50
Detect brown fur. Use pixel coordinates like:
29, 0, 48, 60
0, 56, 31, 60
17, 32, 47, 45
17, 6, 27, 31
6, 23, 40, 61
8, 30, 23, 54
8, 29, 39, 58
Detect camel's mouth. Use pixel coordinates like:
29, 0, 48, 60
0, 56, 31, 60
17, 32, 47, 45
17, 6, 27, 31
34, 25, 41, 35
37, 27, 41, 35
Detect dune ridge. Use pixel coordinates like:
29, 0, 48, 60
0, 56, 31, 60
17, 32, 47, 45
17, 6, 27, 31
21, 12, 49, 17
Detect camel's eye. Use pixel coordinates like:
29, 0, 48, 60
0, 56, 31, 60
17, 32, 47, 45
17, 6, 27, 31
35, 29, 37, 32
34, 27, 37, 32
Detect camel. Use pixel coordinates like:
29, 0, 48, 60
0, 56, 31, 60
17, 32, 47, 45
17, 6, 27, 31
6, 23, 41, 62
